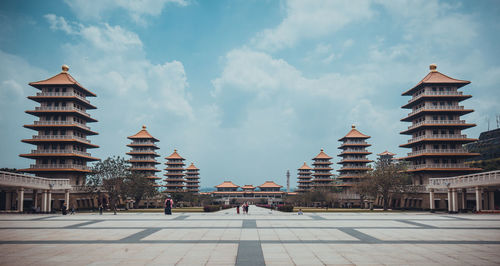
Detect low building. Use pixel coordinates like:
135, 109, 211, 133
211, 181, 286, 204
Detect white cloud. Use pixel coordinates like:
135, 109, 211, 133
44, 14, 77, 35
64, 0, 188, 25
45, 15, 192, 118
251, 0, 373, 51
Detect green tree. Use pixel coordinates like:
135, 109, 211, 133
88, 156, 129, 214
123, 172, 157, 208
357, 160, 412, 211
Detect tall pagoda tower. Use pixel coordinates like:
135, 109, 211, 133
337, 125, 373, 191
400, 64, 481, 186
126, 125, 161, 186
164, 149, 186, 193
312, 149, 334, 189
19, 65, 99, 186
296, 162, 313, 193
185, 163, 200, 193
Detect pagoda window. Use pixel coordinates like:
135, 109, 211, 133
45, 130, 50, 135
60, 159, 65, 164
62, 88, 67, 92
433, 144, 439, 149
433, 130, 438, 135
434, 159, 439, 164
449, 130, 454, 134
432, 102, 437, 106
42, 159, 48, 164
48, 88, 52, 92
62, 102, 66, 107
451, 159, 457, 164
441, 130, 446, 135
448, 115, 454, 120
441, 145, 447, 149
432, 87, 437, 91
433, 116, 438, 120
439, 87, 444, 91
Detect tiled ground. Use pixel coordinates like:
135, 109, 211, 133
1, 207, 500, 265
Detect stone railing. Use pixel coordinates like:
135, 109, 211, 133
407, 120, 466, 130
0, 170, 71, 190
407, 134, 467, 143
407, 149, 467, 156
36, 92, 91, 104
33, 134, 91, 143
407, 105, 465, 116
34, 106, 91, 117
34, 120, 91, 131
30, 164, 90, 170
427, 170, 500, 189
407, 164, 468, 170
408, 91, 463, 104
31, 149, 92, 157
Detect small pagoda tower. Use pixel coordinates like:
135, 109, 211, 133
164, 149, 186, 193
400, 64, 481, 185
296, 162, 313, 193
312, 149, 334, 189
19, 65, 99, 186
377, 150, 396, 164
337, 125, 373, 191
126, 125, 161, 186
185, 163, 200, 193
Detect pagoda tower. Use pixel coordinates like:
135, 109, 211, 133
400, 64, 481, 186
296, 162, 313, 193
126, 125, 161, 186
337, 125, 373, 191
19, 65, 99, 187
185, 163, 200, 193
377, 150, 396, 164
312, 149, 334, 189
164, 149, 186, 193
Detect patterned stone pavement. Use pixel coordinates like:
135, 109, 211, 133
0, 206, 500, 265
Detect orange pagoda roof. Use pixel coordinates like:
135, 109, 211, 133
215, 181, 239, 188
186, 163, 199, 170
258, 181, 283, 188
313, 149, 332, 160
165, 149, 185, 160
127, 125, 159, 141
377, 150, 396, 156
29, 65, 96, 97
339, 125, 370, 141
402, 64, 470, 96
241, 185, 256, 189
298, 162, 312, 170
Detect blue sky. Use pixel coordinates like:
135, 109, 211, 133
1, 0, 499, 188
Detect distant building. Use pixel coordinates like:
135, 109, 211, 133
212, 181, 286, 204
164, 150, 186, 193
377, 150, 396, 163
465, 128, 500, 162
185, 163, 201, 193
312, 149, 334, 189
296, 162, 313, 193
337, 125, 373, 192
126, 125, 161, 186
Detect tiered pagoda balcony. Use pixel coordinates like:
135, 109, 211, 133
401, 120, 475, 134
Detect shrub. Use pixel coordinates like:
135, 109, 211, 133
203, 205, 220, 212
277, 205, 294, 212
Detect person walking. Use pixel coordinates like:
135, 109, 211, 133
236, 204, 240, 214
99, 203, 103, 215
164, 197, 173, 215
70, 205, 75, 215
61, 203, 67, 215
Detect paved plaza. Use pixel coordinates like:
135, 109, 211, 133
0, 206, 500, 265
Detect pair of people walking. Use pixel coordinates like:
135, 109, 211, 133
237, 203, 249, 214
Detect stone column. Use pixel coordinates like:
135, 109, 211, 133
17, 188, 24, 213
42, 190, 48, 213
5, 191, 11, 211
475, 187, 482, 212
489, 191, 495, 210
65, 189, 70, 207
33, 189, 38, 211
461, 188, 466, 212
451, 188, 458, 213
448, 188, 453, 213
429, 189, 435, 212
47, 191, 52, 213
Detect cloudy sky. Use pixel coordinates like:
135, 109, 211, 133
1, 0, 499, 188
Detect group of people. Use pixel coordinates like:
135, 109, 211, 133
61, 203, 75, 215
236, 203, 250, 214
